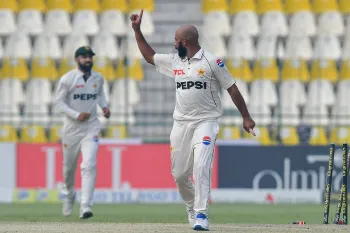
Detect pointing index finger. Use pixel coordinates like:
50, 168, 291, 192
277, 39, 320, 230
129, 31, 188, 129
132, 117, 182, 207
139, 9, 144, 20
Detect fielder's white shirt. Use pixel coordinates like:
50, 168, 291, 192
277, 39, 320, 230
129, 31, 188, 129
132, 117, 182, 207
154, 49, 236, 121
55, 69, 108, 123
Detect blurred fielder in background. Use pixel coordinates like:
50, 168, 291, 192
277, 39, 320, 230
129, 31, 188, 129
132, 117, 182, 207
131, 10, 255, 231
55, 46, 110, 219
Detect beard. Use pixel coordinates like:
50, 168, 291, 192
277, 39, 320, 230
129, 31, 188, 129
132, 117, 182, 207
177, 42, 187, 59
79, 62, 93, 72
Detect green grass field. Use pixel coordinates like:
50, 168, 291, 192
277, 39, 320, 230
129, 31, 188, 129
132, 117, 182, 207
1, 204, 349, 232
0, 203, 327, 223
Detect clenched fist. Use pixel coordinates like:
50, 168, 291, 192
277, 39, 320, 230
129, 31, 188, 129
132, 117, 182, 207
102, 107, 110, 119
130, 9, 143, 30
77, 112, 90, 122
243, 116, 256, 136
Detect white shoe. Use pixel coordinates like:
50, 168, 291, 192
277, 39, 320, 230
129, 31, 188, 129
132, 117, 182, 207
188, 208, 196, 226
79, 206, 93, 219
62, 192, 76, 217
193, 213, 209, 231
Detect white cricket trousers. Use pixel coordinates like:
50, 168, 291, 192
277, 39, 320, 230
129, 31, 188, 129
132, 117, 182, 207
170, 119, 219, 215
61, 118, 100, 210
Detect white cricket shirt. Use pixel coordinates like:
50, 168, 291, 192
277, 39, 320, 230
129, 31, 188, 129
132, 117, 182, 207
55, 69, 108, 123
154, 49, 236, 121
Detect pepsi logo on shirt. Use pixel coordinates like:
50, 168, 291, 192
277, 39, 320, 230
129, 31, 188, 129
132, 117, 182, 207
216, 59, 224, 68
202, 136, 211, 145
176, 81, 207, 90
73, 93, 98, 100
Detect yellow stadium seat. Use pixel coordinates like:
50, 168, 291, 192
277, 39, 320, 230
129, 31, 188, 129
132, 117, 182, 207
312, 0, 338, 14
21, 125, 48, 143
256, 0, 283, 14
282, 59, 310, 82
106, 125, 127, 138
116, 59, 144, 81
0, 58, 29, 82
330, 128, 350, 145
49, 125, 63, 143
339, 0, 350, 14
74, 0, 100, 11
245, 127, 272, 145
101, 0, 127, 12
229, 0, 256, 14
218, 126, 241, 139
311, 59, 338, 83
31, 58, 58, 81
284, 0, 311, 14
340, 60, 350, 80
0, 0, 19, 11
309, 127, 328, 145
93, 57, 116, 82
202, 0, 228, 14
280, 127, 299, 145
226, 58, 253, 83
128, 0, 154, 12
59, 58, 76, 77
47, 0, 73, 12
19, 0, 46, 12
253, 59, 279, 82
0, 125, 18, 142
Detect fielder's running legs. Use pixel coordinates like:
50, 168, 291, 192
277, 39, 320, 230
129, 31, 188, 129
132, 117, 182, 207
170, 120, 218, 230
62, 121, 100, 219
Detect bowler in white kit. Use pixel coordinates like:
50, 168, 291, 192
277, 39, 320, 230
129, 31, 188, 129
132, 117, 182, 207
55, 46, 110, 219
130, 10, 256, 231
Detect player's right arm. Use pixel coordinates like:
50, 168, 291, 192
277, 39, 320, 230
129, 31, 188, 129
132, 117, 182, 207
55, 76, 90, 121
130, 9, 175, 78
131, 9, 155, 65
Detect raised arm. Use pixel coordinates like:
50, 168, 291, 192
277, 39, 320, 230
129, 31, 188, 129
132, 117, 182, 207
130, 9, 156, 65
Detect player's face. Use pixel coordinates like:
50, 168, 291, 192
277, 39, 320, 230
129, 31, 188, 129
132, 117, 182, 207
76, 54, 93, 72
177, 41, 187, 59
174, 38, 187, 59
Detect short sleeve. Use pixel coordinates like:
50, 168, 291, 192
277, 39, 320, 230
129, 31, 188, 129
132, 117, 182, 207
212, 58, 236, 90
154, 53, 175, 78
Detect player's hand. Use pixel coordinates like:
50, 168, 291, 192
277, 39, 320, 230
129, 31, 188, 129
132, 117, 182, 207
77, 112, 90, 121
102, 107, 110, 119
130, 9, 143, 30
243, 116, 256, 136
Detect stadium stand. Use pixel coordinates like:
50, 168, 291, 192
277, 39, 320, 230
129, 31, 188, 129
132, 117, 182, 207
0, 0, 349, 145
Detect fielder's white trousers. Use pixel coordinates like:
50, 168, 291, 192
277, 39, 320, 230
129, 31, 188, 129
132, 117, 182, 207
61, 118, 101, 210
170, 119, 219, 215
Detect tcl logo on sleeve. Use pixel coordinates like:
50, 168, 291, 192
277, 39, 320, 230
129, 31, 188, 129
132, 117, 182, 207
173, 70, 185, 76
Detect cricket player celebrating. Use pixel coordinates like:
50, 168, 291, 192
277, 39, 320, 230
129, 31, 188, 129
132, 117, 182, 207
55, 46, 110, 219
130, 10, 256, 231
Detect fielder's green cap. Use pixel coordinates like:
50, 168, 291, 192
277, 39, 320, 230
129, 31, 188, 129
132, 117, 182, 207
75, 46, 95, 58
